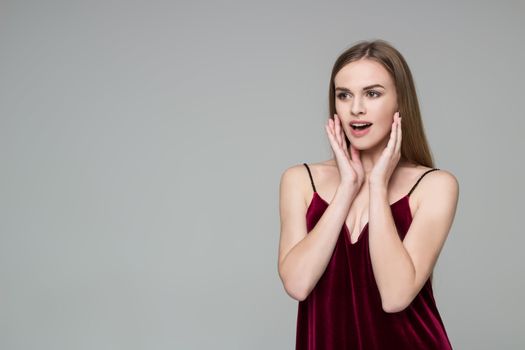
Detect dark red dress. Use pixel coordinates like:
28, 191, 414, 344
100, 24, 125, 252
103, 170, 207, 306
296, 163, 453, 350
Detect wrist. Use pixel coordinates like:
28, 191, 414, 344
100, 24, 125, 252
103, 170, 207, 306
368, 177, 388, 189
369, 183, 388, 196
337, 181, 359, 198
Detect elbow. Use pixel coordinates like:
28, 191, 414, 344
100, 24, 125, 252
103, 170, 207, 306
285, 285, 308, 302
278, 267, 310, 301
282, 277, 309, 302
382, 301, 408, 313
381, 294, 411, 313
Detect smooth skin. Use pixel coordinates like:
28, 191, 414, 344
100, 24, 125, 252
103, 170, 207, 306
278, 59, 459, 312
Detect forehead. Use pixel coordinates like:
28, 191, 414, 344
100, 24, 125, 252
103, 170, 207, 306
334, 59, 393, 88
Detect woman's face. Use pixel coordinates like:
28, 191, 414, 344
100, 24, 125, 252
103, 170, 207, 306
334, 59, 398, 150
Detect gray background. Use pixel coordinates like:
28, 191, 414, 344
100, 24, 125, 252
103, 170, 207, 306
1, 0, 524, 349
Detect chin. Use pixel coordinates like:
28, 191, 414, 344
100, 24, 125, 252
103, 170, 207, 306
350, 137, 382, 151
349, 142, 370, 151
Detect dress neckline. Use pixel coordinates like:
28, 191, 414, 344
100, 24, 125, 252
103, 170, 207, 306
307, 192, 411, 245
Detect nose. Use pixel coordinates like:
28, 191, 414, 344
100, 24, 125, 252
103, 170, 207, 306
351, 97, 365, 116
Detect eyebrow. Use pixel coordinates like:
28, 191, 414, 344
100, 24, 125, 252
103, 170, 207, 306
335, 84, 385, 91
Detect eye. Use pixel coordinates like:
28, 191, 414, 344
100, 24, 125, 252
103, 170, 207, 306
337, 92, 350, 100
337, 91, 382, 100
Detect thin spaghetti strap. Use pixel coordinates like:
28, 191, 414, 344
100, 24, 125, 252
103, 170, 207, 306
408, 168, 440, 196
303, 163, 317, 193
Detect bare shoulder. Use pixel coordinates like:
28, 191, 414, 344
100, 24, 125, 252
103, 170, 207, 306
279, 163, 310, 208
403, 162, 458, 192
279, 163, 311, 188
278, 162, 327, 271
412, 167, 460, 215
419, 168, 459, 196
279, 160, 336, 207
279, 160, 335, 181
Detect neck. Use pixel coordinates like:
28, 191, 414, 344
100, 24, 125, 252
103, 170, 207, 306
328, 140, 410, 181
354, 138, 392, 180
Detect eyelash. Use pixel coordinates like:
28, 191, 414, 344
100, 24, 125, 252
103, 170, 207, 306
337, 91, 381, 99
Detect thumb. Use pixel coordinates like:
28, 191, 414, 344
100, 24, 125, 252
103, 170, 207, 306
350, 144, 361, 163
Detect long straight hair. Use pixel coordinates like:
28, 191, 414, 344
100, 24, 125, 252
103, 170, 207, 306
328, 39, 437, 285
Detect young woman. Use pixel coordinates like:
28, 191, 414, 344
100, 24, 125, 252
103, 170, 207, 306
278, 40, 459, 349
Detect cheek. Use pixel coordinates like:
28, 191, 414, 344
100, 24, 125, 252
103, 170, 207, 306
365, 120, 391, 141
334, 100, 343, 112
370, 100, 394, 114
376, 121, 395, 139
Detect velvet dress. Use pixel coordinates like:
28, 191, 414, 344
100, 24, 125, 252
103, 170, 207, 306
296, 163, 453, 350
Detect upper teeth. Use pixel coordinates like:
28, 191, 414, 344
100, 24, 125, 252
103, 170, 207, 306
353, 123, 371, 126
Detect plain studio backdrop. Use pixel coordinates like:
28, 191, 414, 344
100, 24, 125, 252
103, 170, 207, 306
1, 0, 524, 349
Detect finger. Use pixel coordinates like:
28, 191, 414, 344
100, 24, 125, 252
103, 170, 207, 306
327, 119, 334, 141
350, 144, 361, 164
326, 122, 334, 143
386, 119, 397, 154
329, 118, 336, 137
325, 125, 338, 159
342, 132, 350, 159
342, 142, 350, 160
338, 117, 346, 151
325, 122, 340, 152
395, 115, 402, 154
334, 115, 343, 148
325, 124, 336, 152
340, 118, 348, 148
338, 118, 349, 156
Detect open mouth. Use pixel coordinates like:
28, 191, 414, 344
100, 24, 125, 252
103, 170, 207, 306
350, 123, 372, 130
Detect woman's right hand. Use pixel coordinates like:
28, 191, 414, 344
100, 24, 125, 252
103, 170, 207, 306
325, 114, 365, 191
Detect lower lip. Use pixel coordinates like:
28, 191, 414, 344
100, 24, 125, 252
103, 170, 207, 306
350, 125, 372, 137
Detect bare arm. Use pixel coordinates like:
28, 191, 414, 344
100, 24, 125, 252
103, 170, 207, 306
368, 171, 459, 312
277, 165, 357, 301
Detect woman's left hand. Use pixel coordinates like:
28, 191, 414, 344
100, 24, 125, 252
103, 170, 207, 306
369, 112, 402, 187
